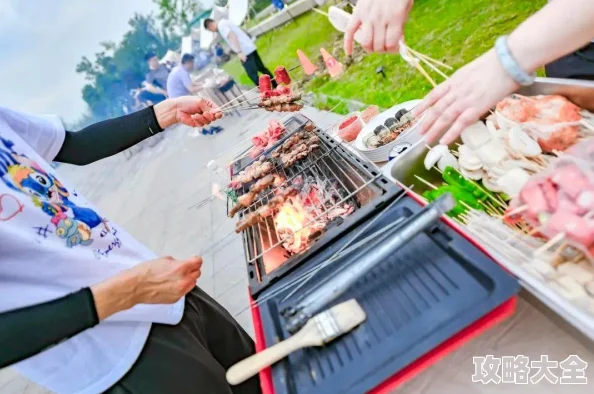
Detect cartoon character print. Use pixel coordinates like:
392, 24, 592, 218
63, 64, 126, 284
0, 135, 106, 247
56, 217, 93, 248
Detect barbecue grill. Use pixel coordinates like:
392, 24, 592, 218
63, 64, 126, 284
229, 114, 519, 394
232, 114, 401, 298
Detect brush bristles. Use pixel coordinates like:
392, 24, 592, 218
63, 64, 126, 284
313, 299, 366, 344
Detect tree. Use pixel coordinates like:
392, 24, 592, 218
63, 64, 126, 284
75, 13, 180, 123
152, 0, 205, 36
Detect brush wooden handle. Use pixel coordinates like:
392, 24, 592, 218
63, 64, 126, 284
226, 334, 307, 385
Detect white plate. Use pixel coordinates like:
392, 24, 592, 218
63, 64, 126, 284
354, 99, 422, 152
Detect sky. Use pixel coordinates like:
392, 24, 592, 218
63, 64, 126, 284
0, 0, 161, 123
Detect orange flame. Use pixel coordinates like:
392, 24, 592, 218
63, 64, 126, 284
274, 196, 313, 253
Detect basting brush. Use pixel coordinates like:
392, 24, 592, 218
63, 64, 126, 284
226, 299, 366, 386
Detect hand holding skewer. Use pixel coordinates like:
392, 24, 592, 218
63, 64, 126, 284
153, 97, 223, 128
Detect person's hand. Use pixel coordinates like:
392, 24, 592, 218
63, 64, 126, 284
91, 256, 203, 320
412, 49, 519, 145
239, 53, 247, 63
154, 97, 223, 129
175, 97, 223, 127
344, 0, 413, 55
124, 256, 203, 304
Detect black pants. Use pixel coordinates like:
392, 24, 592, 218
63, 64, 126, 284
242, 51, 274, 87
105, 287, 261, 394
545, 43, 594, 80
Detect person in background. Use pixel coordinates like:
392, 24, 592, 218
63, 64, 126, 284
167, 54, 223, 135
344, 0, 594, 144
0, 97, 258, 394
136, 82, 167, 106
144, 52, 170, 102
167, 54, 202, 98
204, 18, 275, 87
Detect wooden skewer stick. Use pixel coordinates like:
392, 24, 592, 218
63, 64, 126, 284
415, 54, 450, 80
311, 8, 329, 17
580, 119, 594, 133
534, 232, 566, 257
407, 47, 453, 70
410, 55, 437, 87
503, 205, 528, 218
551, 241, 569, 267
414, 175, 438, 190
219, 86, 260, 110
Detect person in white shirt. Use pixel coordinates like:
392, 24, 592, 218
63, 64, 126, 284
0, 97, 260, 394
204, 18, 275, 87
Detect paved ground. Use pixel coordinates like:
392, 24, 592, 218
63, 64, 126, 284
2, 106, 594, 393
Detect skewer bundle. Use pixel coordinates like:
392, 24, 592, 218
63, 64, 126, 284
218, 65, 305, 115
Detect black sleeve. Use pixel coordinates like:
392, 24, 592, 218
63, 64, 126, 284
0, 288, 99, 368
55, 106, 164, 165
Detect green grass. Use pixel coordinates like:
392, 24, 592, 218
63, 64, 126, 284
225, 0, 546, 109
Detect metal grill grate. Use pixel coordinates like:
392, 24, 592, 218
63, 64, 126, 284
232, 114, 402, 298
239, 129, 379, 265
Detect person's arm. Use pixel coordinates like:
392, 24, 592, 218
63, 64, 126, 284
413, 0, 594, 144
227, 31, 247, 62
344, 0, 413, 55
55, 106, 162, 165
55, 98, 222, 165
0, 256, 203, 369
181, 72, 202, 94
0, 288, 99, 368
144, 82, 168, 97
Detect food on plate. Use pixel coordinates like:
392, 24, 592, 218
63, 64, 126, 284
364, 108, 416, 149
337, 115, 363, 142
395, 108, 408, 121
384, 117, 398, 130
368, 118, 414, 148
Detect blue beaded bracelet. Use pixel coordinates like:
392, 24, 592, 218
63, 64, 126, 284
495, 36, 535, 86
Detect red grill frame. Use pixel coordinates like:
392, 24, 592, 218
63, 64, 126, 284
249, 186, 519, 393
